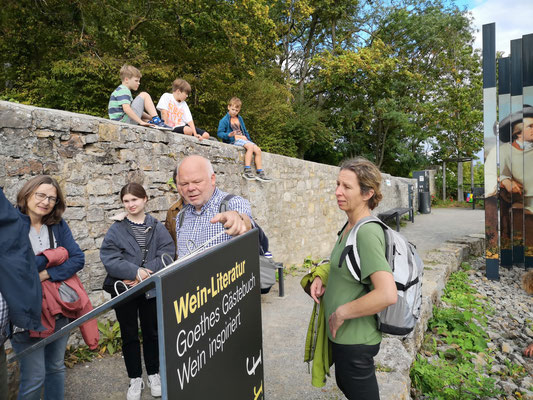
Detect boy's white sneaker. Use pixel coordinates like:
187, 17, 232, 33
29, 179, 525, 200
147, 373, 162, 397
127, 377, 144, 400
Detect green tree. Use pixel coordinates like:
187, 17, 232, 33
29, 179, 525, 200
309, 0, 482, 175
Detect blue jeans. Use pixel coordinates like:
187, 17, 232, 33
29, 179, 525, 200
11, 316, 70, 400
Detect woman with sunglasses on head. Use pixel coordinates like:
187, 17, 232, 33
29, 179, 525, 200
12, 175, 87, 400
100, 183, 174, 400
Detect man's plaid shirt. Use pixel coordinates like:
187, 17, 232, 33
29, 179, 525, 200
176, 188, 253, 257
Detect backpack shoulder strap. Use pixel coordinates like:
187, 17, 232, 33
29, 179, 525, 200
341, 216, 388, 281
219, 194, 235, 213
177, 210, 185, 229
47, 225, 55, 249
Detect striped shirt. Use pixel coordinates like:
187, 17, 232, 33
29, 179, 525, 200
127, 219, 147, 250
176, 188, 252, 257
108, 84, 133, 122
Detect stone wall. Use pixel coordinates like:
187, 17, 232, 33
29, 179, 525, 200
0, 100, 416, 296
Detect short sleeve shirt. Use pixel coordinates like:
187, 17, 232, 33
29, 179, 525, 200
176, 188, 252, 258
108, 84, 133, 122
323, 222, 392, 345
156, 93, 192, 128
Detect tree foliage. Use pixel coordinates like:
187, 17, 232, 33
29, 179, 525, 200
0, 0, 483, 170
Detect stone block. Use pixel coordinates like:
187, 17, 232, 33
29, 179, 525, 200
71, 117, 97, 133
87, 179, 114, 195
145, 171, 170, 184
5, 159, 43, 176
423, 247, 462, 269
88, 221, 108, 237
63, 207, 86, 220
0, 102, 33, 128
118, 149, 136, 162
57, 134, 84, 158
88, 290, 111, 308
84, 249, 101, 266
152, 142, 169, 154
32, 108, 70, 132
32, 137, 56, 159
84, 133, 98, 144
43, 162, 59, 174
98, 123, 120, 142
69, 222, 89, 241
0, 129, 33, 157
376, 370, 411, 400
35, 129, 56, 138
77, 236, 95, 251
87, 205, 104, 222
64, 182, 85, 197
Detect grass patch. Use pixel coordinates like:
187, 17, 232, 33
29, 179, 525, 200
65, 320, 122, 368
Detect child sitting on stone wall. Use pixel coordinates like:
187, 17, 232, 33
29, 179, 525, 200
217, 97, 272, 182
156, 78, 211, 141
108, 64, 170, 129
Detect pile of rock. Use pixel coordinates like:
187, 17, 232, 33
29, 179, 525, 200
470, 258, 533, 399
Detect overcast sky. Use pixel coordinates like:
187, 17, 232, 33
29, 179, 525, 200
460, 0, 532, 55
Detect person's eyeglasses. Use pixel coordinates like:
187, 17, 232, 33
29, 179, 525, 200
34, 192, 58, 205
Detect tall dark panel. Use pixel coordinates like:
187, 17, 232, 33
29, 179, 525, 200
510, 39, 524, 266
498, 57, 512, 267
522, 34, 533, 269
482, 23, 499, 280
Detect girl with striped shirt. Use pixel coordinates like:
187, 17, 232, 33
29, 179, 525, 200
100, 183, 174, 400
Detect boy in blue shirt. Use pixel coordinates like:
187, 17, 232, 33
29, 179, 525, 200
217, 97, 271, 181
108, 64, 170, 129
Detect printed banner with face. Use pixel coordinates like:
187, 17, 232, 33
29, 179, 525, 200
498, 57, 512, 267
482, 23, 499, 280
522, 34, 533, 269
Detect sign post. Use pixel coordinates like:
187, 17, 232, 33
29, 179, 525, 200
155, 229, 264, 399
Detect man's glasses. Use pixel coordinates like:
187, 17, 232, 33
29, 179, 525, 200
34, 192, 58, 205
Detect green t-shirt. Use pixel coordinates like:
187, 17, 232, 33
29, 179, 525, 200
323, 222, 392, 345
108, 84, 133, 122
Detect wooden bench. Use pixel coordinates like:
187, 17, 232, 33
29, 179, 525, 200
377, 207, 414, 232
472, 186, 485, 210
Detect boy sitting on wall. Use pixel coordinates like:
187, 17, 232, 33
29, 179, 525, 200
156, 79, 211, 141
108, 64, 170, 129
217, 97, 271, 182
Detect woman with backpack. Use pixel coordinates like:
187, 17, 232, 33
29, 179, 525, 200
100, 183, 174, 400
12, 175, 93, 400
308, 158, 397, 400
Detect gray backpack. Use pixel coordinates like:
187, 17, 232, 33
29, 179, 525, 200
339, 216, 423, 336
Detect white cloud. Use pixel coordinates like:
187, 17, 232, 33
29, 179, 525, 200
469, 0, 532, 56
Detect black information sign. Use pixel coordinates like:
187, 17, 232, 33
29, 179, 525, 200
156, 230, 264, 399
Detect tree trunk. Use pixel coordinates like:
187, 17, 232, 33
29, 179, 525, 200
443, 162, 446, 200
457, 161, 463, 201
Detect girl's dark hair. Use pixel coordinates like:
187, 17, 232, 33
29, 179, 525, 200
339, 157, 383, 210
120, 182, 147, 201
17, 175, 66, 224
